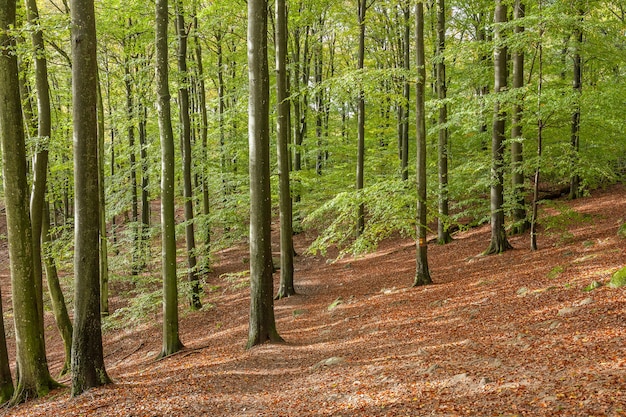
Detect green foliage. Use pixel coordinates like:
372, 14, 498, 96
618, 222, 626, 239
102, 273, 161, 332
547, 265, 564, 280
538, 201, 592, 244
609, 267, 626, 289
305, 179, 418, 258
220, 270, 250, 290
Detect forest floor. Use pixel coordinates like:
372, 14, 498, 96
2, 183, 626, 416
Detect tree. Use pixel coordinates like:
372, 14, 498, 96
414, 0, 432, 286
510, 0, 529, 234
569, 4, 584, 200
436, 0, 452, 244
356, 0, 367, 236
71, 0, 111, 395
156, 0, 184, 357
274, 0, 296, 299
0, 0, 58, 403
0, 284, 12, 402
247, 0, 283, 348
484, 0, 512, 255
175, 0, 202, 310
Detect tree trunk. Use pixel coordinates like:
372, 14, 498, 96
0, 0, 57, 404
175, 0, 201, 310
25, 0, 52, 338
0, 283, 12, 402
436, 0, 452, 245
43, 204, 73, 376
400, 2, 410, 181
356, 0, 366, 237
70, 0, 111, 396
484, 2, 512, 255
570, 6, 583, 200
274, 0, 295, 299
511, 0, 529, 235
96, 71, 110, 316
414, 1, 432, 287
156, 0, 183, 357
247, 0, 283, 348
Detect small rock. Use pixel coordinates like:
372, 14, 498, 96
312, 356, 345, 370
549, 320, 562, 330
573, 297, 593, 307
516, 287, 529, 297
558, 307, 576, 316
423, 363, 440, 374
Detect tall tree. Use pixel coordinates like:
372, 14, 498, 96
510, 0, 529, 234
156, 0, 184, 357
400, 1, 410, 181
247, 0, 283, 348
274, 0, 296, 299
414, 0, 432, 286
356, 0, 367, 236
175, 0, 201, 310
71, 0, 111, 395
25, 0, 52, 335
1, 0, 57, 404
569, 4, 584, 200
484, 0, 512, 255
436, 0, 452, 244
531, 2, 545, 252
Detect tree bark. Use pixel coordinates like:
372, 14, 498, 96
274, 0, 295, 299
247, 0, 283, 348
70, 0, 111, 395
511, 0, 529, 234
414, 1, 432, 286
0, 0, 57, 404
484, 1, 512, 255
569, 6, 583, 200
436, 0, 452, 245
175, 0, 201, 310
43, 204, 73, 376
356, 0, 366, 237
156, 0, 184, 357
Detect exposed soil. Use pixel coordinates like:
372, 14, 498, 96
2, 183, 626, 416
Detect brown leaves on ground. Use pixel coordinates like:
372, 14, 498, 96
3, 184, 626, 416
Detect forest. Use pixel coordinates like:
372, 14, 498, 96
0, 0, 624, 414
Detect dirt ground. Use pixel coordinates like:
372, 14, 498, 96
2, 183, 625, 416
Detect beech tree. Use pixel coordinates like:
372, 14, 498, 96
274, 0, 296, 299
484, 0, 512, 255
414, 0, 431, 287
247, 0, 283, 348
0, 0, 57, 403
71, 0, 111, 395
156, 0, 183, 357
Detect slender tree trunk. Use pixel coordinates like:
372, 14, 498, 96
175, 0, 201, 310
274, 0, 295, 299
0, 0, 57, 403
70, 0, 111, 396
511, 0, 529, 234
400, 1, 410, 181
42, 203, 73, 376
194, 14, 210, 249
96, 71, 109, 316
247, 0, 283, 348
569, 6, 583, 200
124, 47, 140, 274
484, 1, 512, 255
414, 1, 432, 286
356, 0, 366, 237
436, 0, 452, 244
314, 24, 324, 176
531, 6, 545, 251
156, 0, 183, 357
0, 282, 12, 402
25, 0, 52, 338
